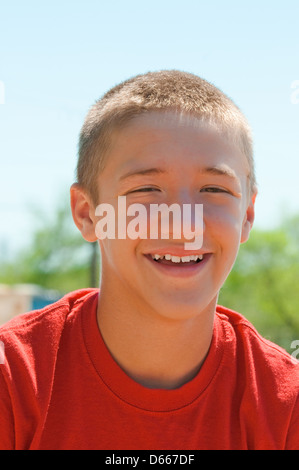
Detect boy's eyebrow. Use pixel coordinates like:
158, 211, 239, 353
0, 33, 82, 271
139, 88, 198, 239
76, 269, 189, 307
201, 165, 238, 179
119, 167, 166, 181
119, 165, 238, 181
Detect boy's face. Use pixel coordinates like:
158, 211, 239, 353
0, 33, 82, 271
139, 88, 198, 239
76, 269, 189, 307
90, 111, 256, 320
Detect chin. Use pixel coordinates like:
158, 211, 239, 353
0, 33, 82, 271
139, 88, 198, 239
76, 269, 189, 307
151, 293, 215, 322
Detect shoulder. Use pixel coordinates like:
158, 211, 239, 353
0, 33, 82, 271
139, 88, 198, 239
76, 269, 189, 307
216, 305, 298, 370
216, 305, 299, 399
0, 288, 98, 338
0, 288, 99, 375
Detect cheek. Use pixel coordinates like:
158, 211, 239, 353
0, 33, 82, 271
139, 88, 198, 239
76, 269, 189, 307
99, 238, 137, 275
203, 201, 244, 249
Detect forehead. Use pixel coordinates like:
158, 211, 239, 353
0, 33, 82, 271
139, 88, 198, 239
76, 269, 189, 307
102, 110, 250, 180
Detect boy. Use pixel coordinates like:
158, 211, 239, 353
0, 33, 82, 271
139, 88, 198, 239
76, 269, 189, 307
0, 70, 298, 450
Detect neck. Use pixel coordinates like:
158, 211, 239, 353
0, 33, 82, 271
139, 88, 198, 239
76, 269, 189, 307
96, 280, 216, 390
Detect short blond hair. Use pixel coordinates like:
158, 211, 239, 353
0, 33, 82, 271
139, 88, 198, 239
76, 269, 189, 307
77, 70, 256, 203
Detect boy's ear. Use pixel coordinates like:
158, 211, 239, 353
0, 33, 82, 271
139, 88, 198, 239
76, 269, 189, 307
240, 191, 257, 244
70, 183, 98, 242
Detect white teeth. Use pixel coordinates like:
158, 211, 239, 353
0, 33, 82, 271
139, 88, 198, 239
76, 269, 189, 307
151, 254, 204, 262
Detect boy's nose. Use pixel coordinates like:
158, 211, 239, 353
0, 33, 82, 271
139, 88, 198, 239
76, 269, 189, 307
170, 190, 206, 246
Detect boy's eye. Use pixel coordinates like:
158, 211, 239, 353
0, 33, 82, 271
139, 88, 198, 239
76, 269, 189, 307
200, 187, 229, 193
129, 187, 160, 194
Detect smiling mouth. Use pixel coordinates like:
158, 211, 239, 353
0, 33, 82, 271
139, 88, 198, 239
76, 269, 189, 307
147, 253, 204, 266
144, 252, 211, 279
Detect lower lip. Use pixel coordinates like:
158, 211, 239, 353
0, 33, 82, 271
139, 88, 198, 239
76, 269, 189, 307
144, 254, 211, 278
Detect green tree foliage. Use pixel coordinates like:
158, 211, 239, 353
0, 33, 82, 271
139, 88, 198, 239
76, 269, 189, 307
0, 200, 99, 293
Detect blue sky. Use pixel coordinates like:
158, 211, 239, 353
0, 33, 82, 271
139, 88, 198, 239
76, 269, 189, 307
0, 0, 298, 257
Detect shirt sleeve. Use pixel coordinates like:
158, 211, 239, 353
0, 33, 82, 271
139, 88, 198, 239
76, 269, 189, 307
0, 369, 15, 450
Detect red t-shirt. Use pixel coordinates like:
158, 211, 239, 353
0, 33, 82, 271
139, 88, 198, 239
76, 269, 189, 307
0, 288, 298, 450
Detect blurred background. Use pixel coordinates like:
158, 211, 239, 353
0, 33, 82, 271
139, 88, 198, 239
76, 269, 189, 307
0, 0, 298, 352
